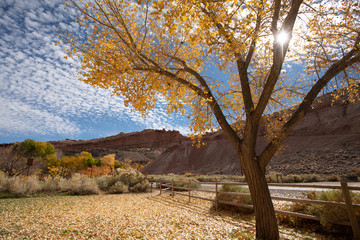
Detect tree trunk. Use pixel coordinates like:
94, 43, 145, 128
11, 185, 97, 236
239, 153, 279, 239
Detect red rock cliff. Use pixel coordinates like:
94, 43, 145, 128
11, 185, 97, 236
50, 129, 187, 152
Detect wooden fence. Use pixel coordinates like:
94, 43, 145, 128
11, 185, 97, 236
149, 179, 360, 239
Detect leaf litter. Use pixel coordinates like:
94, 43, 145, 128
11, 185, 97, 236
0, 191, 332, 239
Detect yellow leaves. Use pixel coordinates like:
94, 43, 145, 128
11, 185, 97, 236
0, 190, 326, 239
100, 154, 116, 171
62, 0, 360, 141
181, 14, 187, 22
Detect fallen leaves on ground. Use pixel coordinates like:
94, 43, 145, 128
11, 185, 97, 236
0, 191, 331, 239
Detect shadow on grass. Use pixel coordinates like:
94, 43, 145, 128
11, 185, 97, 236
146, 191, 255, 230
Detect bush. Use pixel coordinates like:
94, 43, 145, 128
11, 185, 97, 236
171, 176, 200, 191
41, 176, 61, 192
213, 184, 253, 214
193, 175, 245, 183
352, 167, 360, 176
108, 181, 128, 194
283, 174, 303, 183
326, 175, 341, 182
1, 169, 151, 197
95, 168, 149, 194
7, 175, 41, 197
116, 169, 149, 193
95, 175, 113, 192
0, 171, 8, 190
266, 173, 278, 183
58, 174, 100, 195
302, 174, 323, 183
279, 190, 360, 234
130, 181, 149, 193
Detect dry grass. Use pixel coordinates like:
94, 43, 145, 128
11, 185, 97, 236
0, 191, 332, 239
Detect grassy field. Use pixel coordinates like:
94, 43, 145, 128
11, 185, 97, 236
0, 191, 339, 239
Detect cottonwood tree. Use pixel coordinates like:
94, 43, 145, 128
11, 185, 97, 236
12, 139, 57, 175
14, 139, 56, 162
46, 151, 97, 177
63, 0, 360, 238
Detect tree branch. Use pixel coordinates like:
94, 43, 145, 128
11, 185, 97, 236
271, 0, 281, 34
199, 2, 255, 117
245, 5, 263, 69
253, 0, 303, 122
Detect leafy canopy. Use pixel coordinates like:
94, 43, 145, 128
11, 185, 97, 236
64, 0, 360, 139
14, 139, 56, 160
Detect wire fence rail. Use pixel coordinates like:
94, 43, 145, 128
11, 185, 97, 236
148, 178, 360, 239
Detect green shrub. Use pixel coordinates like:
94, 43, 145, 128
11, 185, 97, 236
283, 174, 303, 183
326, 175, 340, 182
118, 169, 142, 187
171, 176, 200, 191
108, 181, 128, 194
195, 175, 216, 182
279, 190, 360, 234
152, 175, 200, 191
194, 175, 245, 183
308, 190, 360, 230
130, 181, 149, 193
116, 169, 149, 193
266, 173, 278, 183
96, 168, 149, 194
214, 184, 253, 214
95, 176, 113, 191
302, 174, 323, 182
352, 167, 360, 176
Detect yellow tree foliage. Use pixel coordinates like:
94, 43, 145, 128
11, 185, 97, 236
63, 0, 360, 239
47, 151, 94, 177
100, 154, 116, 172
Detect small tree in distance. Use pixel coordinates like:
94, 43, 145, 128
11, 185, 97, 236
63, 0, 360, 239
0, 146, 27, 177
12, 139, 57, 176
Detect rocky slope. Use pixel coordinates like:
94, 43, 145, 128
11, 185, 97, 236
143, 99, 360, 176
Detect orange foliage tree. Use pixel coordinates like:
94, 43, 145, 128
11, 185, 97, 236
100, 154, 116, 173
63, 0, 360, 238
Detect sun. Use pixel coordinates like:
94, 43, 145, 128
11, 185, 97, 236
276, 31, 289, 45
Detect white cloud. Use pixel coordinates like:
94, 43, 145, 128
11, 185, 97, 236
0, 96, 81, 136
0, 0, 190, 141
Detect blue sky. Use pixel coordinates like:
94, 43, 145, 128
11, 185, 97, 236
0, 0, 191, 144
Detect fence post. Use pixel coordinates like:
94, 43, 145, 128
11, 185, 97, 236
215, 179, 218, 211
171, 179, 174, 197
159, 179, 162, 195
150, 178, 153, 193
188, 180, 191, 203
341, 181, 360, 240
